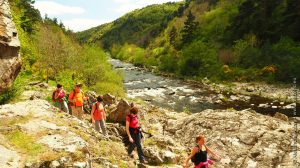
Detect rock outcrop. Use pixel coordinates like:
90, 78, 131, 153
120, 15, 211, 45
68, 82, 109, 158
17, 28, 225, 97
0, 99, 135, 168
107, 99, 131, 123
164, 109, 300, 167
0, 0, 21, 92
1, 81, 299, 168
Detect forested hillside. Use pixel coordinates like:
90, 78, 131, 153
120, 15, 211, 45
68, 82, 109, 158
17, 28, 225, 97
79, 0, 300, 83
77, 2, 182, 48
0, 0, 124, 104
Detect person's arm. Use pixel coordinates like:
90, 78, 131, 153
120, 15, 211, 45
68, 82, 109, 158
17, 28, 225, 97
126, 118, 133, 143
54, 90, 59, 99
82, 91, 88, 101
91, 104, 95, 123
183, 147, 198, 168
206, 145, 221, 160
68, 91, 74, 103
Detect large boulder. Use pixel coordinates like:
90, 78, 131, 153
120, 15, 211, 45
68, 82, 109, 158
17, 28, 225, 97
102, 93, 116, 106
107, 99, 131, 123
0, 0, 21, 92
85, 91, 97, 103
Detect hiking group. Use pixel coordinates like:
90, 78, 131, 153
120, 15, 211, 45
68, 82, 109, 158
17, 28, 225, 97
52, 83, 222, 167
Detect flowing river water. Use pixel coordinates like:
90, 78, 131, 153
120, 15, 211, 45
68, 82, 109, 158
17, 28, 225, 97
109, 58, 299, 117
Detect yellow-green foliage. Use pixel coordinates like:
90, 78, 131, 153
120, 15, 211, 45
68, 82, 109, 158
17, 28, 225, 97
6, 0, 125, 99
95, 140, 128, 166
6, 130, 44, 157
115, 44, 146, 66
0, 115, 32, 127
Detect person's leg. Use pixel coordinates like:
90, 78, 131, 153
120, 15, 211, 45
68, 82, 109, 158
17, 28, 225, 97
57, 102, 63, 110
135, 133, 145, 161
99, 119, 107, 136
77, 106, 83, 120
62, 101, 69, 114
95, 120, 100, 132
71, 106, 77, 117
128, 132, 136, 155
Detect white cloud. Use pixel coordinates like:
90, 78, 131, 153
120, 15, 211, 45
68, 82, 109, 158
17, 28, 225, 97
34, 1, 85, 16
115, 3, 140, 13
114, 0, 183, 13
63, 18, 111, 32
113, 0, 133, 4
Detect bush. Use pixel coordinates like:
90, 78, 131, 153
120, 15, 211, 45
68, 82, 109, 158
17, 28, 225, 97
270, 37, 300, 82
55, 70, 76, 92
0, 73, 30, 104
178, 40, 220, 77
159, 53, 178, 72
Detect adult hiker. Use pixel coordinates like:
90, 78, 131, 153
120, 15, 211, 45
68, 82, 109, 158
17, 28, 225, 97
126, 107, 147, 164
183, 135, 221, 168
91, 96, 107, 136
68, 83, 87, 120
52, 84, 69, 113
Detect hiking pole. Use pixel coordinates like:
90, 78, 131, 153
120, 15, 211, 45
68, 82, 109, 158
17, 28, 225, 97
141, 130, 153, 137
139, 127, 153, 137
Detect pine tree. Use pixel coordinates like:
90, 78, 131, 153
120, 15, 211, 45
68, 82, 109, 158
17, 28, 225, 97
169, 26, 177, 46
177, 5, 185, 17
181, 11, 198, 44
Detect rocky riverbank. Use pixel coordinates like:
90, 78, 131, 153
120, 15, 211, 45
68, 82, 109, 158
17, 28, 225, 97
110, 58, 299, 118
0, 82, 299, 168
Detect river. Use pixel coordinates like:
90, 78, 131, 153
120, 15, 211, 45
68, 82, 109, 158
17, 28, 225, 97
109, 58, 299, 117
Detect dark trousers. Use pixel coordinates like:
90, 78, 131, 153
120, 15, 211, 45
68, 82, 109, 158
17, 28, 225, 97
128, 128, 145, 161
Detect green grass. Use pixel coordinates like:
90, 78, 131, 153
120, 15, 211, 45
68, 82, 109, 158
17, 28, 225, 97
6, 130, 45, 157
94, 140, 128, 166
0, 114, 33, 127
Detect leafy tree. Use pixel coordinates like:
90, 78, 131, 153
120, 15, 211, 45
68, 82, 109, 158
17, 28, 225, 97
227, 0, 284, 44
15, 0, 41, 33
179, 40, 219, 77
282, 0, 300, 41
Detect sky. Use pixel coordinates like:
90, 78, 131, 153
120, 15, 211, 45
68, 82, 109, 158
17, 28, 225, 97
34, 0, 183, 32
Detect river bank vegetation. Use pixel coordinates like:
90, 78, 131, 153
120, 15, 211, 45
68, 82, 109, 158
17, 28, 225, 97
78, 0, 300, 84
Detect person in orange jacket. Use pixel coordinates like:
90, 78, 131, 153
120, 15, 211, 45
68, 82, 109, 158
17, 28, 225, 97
91, 96, 107, 136
68, 83, 87, 120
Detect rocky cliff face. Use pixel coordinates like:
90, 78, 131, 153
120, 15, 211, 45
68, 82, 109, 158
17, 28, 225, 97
0, 0, 21, 92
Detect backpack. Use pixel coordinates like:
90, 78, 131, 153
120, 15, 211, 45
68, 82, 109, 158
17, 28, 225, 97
127, 114, 143, 138
191, 145, 202, 165
92, 102, 98, 112
127, 114, 137, 124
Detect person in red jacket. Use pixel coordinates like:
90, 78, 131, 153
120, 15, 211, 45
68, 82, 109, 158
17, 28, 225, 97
126, 107, 146, 163
91, 96, 107, 136
53, 84, 69, 113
